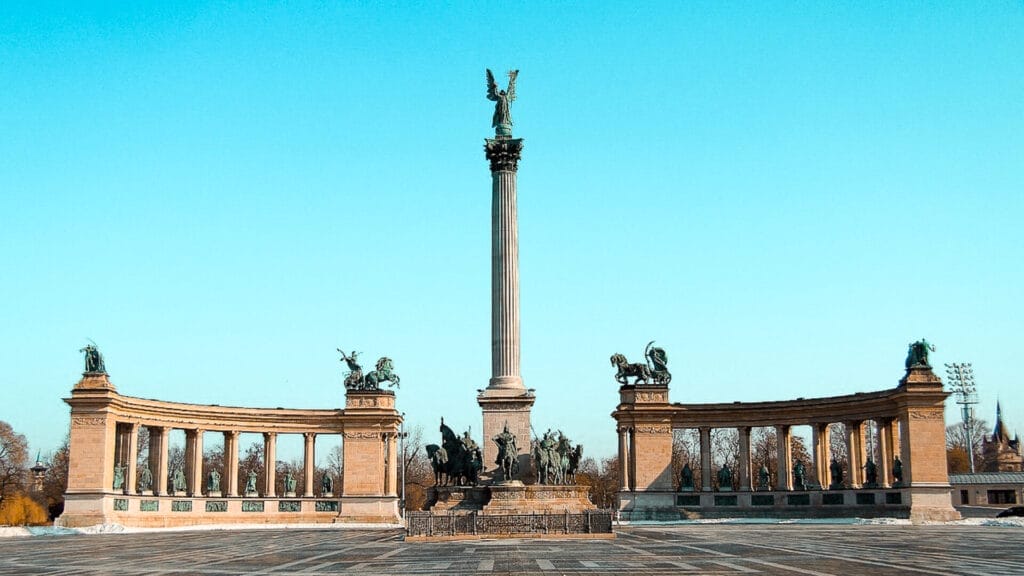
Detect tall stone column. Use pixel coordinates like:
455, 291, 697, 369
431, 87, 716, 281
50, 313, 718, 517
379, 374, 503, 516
878, 418, 892, 488
699, 427, 712, 492
303, 433, 316, 498
186, 429, 203, 496
814, 423, 830, 487
125, 423, 139, 495
263, 432, 277, 497
224, 431, 239, 497
775, 425, 792, 491
738, 427, 752, 492
478, 135, 534, 475
845, 421, 863, 488
617, 427, 630, 491
155, 427, 170, 496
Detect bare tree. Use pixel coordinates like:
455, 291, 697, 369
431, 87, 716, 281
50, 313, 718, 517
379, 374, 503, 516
0, 421, 29, 507
672, 429, 700, 490
576, 456, 618, 509
41, 436, 70, 519
946, 419, 989, 473
238, 441, 264, 494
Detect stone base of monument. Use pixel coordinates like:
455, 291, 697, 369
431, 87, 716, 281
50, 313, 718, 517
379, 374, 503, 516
334, 495, 401, 524
411, 483, 612, 540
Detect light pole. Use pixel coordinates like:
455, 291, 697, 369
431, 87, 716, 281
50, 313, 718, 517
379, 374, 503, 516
945, 362, 978, 473
399, 413, 407, 516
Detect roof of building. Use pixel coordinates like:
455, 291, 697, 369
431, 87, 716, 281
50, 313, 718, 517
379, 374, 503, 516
949, 472, 1024, 485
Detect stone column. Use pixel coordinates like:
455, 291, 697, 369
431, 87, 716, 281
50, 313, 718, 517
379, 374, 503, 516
186, 429, 203, 496
776, 425, 792, 491
386, 433, 399, 497
845, 421, 863, 488
155, 427, 170, 496
303, 433, 316, 498
737, 427, 752, 491
125, 423, 139, 495
617, 427, 630, 491
878, 419, 892, 488
478, 135, 534, 475
628, 428, 638, 491
224, 431, 239, 497
263, 432, 277, 497
814, 423, 830, 487
699, 427, 712, 492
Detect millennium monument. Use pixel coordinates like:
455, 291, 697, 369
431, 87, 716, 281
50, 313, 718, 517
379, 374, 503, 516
477, 69, 535, 477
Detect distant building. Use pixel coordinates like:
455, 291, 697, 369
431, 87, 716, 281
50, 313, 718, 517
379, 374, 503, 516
950, 472, 1024, 506
981, 402, 1022, 472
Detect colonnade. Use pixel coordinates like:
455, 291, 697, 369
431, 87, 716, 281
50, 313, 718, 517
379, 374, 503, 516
112, 424, 336, 498
617, 419, 901, 492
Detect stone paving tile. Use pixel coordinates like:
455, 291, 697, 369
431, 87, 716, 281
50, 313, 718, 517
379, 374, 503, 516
1, 526, 1022, 575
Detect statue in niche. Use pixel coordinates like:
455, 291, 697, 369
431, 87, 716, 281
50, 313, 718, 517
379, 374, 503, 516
80, 342, 106, 374
284, 471, 297, 494
864, 458, 878, 486
112, 463, 125, 490
757, 464, 770, 490
680, 463, 694, 491
486, 68, 518, 137
829, 459, 844, 489
792, 459, 806, 490
893, 456, 904, 486
138, 466, 153, 492
207, 469, 221, 493
493, 423, 520, 482
904, 339, 935, 369
171, 467, 186, 494
245, 470, 258, 494
321, 473, 333, 495
717, 464, 733, 491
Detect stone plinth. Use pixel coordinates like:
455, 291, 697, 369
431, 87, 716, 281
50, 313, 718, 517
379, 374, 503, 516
425, 483, 596, 515
478, 389, 535, 478
483, 484, 596, 514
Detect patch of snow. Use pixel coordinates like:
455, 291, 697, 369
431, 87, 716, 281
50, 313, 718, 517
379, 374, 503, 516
0, 527, 32, 538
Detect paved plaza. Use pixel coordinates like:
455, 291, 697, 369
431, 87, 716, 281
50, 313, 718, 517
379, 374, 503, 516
1, 524, 1022, 575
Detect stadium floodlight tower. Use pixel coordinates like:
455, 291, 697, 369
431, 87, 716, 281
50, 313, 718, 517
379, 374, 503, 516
945, 362, 979, 473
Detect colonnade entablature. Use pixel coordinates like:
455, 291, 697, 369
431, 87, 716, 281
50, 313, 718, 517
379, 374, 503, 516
58, 373, 403, 528
613, 364, 960, 523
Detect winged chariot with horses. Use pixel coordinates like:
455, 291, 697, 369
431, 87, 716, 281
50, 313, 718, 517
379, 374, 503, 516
610, 340, 671, 386
338, 349, 400, 391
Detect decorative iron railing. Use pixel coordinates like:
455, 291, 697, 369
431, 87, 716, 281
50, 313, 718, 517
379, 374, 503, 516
406, 510, 613, 538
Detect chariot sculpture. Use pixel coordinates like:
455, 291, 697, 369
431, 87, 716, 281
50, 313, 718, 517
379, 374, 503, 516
611, 341, 671, 386
338, 348, 400, 391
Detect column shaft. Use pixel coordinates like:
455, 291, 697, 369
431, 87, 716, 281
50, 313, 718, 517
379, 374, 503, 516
263, 432, 277, 497
814, 424, 830, 487
775, 425, 792, 491
699, 427, 712, 492
878, 419, 892, 488
303, 433, 316, 497
156, 427, 170, 496
490, 168, 521, 387
225, 431, 239, 497
628, 429, 637, 491
738, 427, 752, 492
845, 421, 862, 488
617, 428, 630, 491
126, 424, 139, 495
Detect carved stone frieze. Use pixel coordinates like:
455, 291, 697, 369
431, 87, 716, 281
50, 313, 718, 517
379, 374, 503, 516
908, 410, 943, 420
71, 417, 107, 426
342, 431, 380, 439
634, 425, 671, 434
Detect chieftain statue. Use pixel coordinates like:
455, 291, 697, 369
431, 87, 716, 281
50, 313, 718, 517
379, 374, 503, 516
486, 69, 518, 137
680, 463, 695, 491
80, 342, 107, 374
426, 419, 482, 487
904, 339, 935, 369
530, 428, 582, 485
493, 423, 520, 482
338, 348, 400, 391
207, 469, 221, 493
611, 341, 671, 386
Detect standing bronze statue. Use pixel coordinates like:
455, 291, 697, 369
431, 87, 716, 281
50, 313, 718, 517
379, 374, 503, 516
80, 342, 106, 374
904, 339, 935, 368
486, 69, 518, 137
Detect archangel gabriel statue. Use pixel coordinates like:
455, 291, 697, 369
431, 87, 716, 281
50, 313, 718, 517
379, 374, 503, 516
486, 68, 518, 137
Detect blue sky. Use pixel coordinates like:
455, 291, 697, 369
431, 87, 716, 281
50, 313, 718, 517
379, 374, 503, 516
2, 2, 1022, 463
